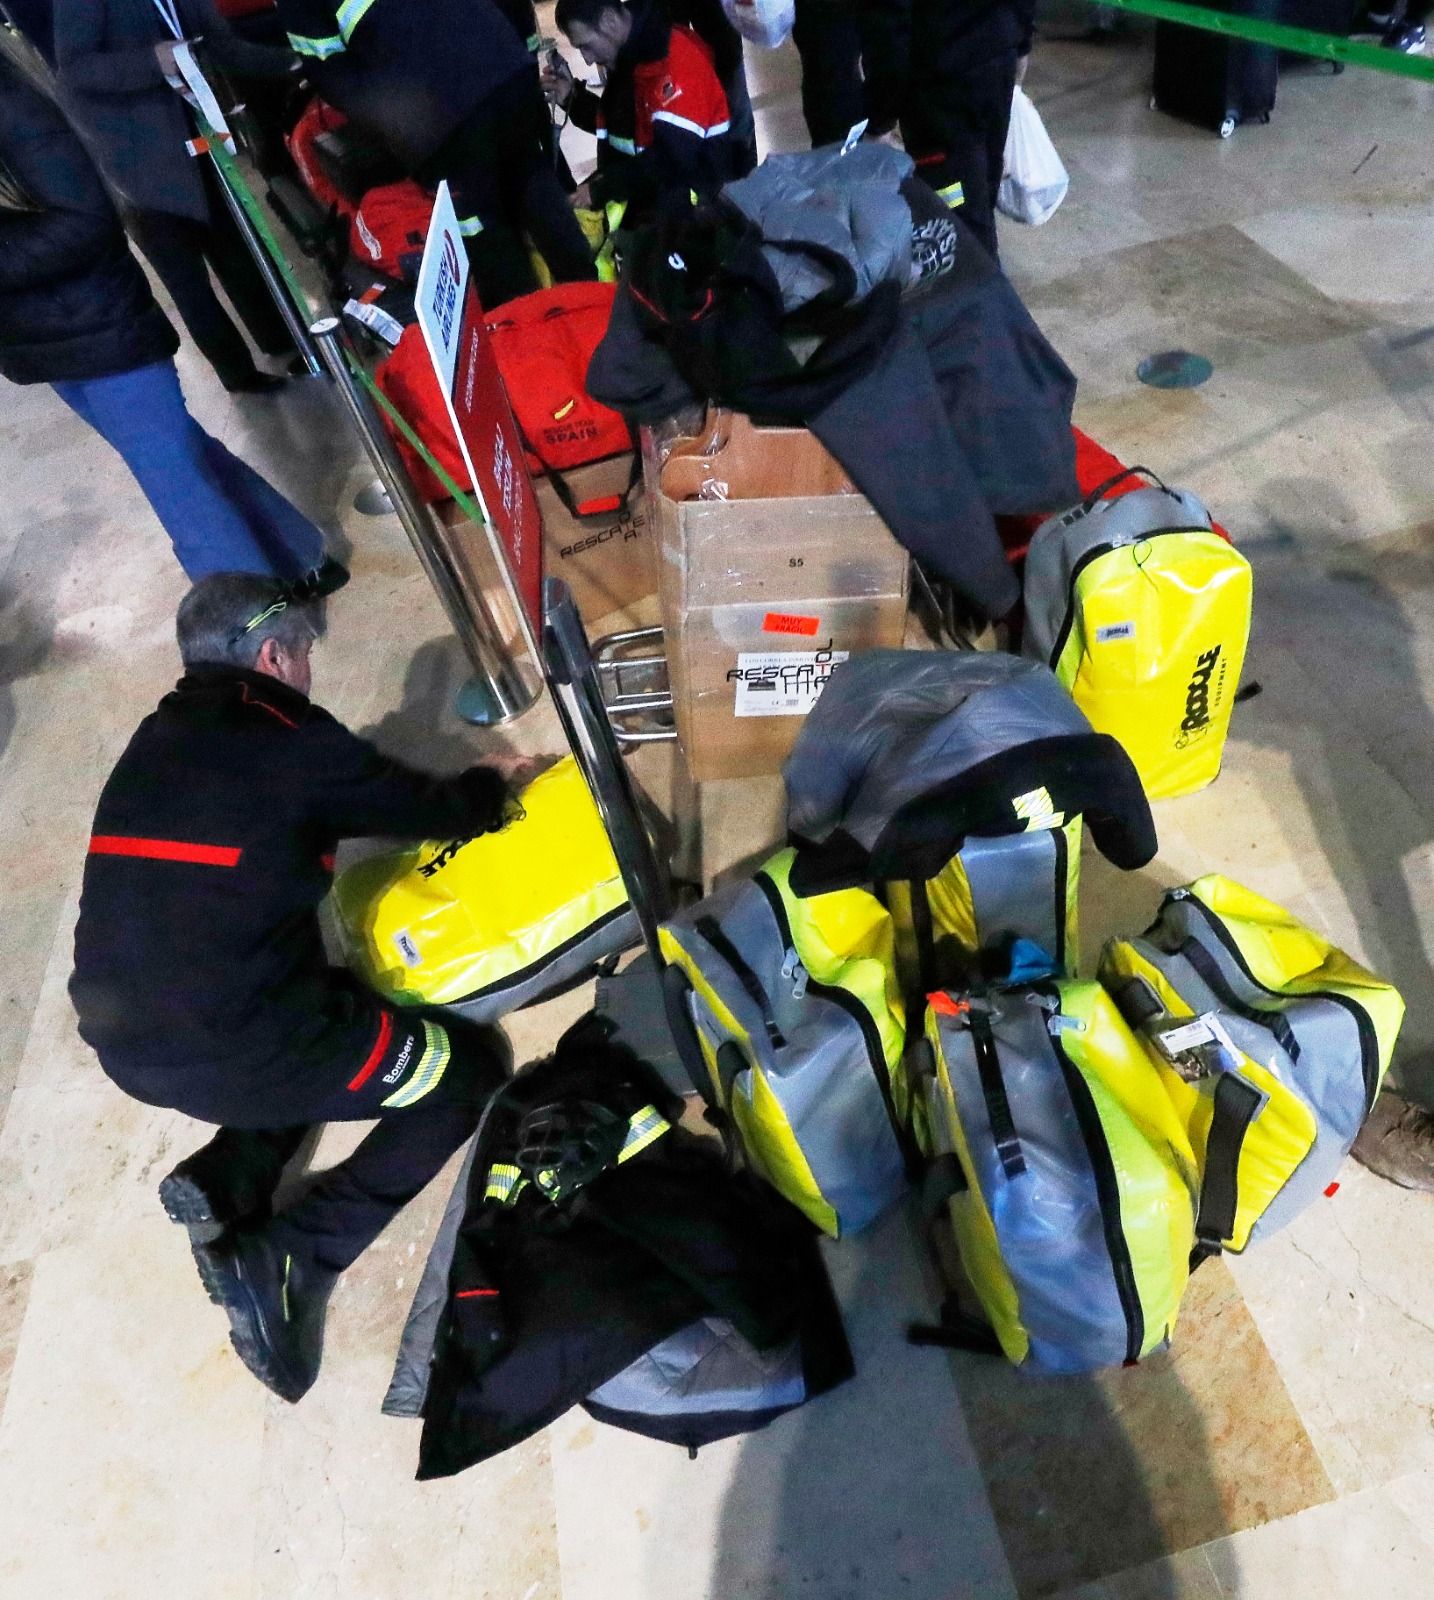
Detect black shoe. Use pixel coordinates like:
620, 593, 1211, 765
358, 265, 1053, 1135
223, 370, 287, 396
1385, 20, 1426, 47
288, 556, 351, 602
197, 1231, 335, 1403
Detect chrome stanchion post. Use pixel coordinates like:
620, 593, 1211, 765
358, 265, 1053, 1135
310, 317, 542, 726
208, 153, 322, 377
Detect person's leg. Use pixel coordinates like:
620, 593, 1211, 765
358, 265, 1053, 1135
902, 47, 1016, 261
196, 433, 327, 580
125, 206, 265, 390
197, 159, 298, 359
723, 61, 759, 174
198, 1008, 506, 1400
791, 0, 869, 148
51, 361, 311, 579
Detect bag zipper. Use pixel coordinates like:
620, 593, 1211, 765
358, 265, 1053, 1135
752, 872, 903, 1144
1169, 890, 1378, 1114
1050, 1032, 1145, 1364
1046, 524, 1204, 672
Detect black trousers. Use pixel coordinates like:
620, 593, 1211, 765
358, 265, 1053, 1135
160, 1001, 506, 1275
790, 0, 868, 148
418, 71, 597, 310
126, 160, 295, 389
903, 46, 1018, 261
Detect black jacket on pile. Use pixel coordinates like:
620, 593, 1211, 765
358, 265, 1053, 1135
417, 1017, 853, 1479
70, 667, 511, 1116
0, 56, 178, 385
275, 0, 532, 169
589, 201, 1077, 619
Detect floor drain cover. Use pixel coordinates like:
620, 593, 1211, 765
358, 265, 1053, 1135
1137, 351, 1214, 389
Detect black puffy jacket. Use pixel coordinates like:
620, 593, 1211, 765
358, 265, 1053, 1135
0, 57, 177, 385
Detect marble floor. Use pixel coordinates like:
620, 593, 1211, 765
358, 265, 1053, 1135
3, 18, 1434, 1600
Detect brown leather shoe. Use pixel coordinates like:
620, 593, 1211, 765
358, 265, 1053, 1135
1352, 1092, 1434, 1191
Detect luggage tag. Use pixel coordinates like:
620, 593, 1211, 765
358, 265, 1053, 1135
1149, 1012, 1242, 1082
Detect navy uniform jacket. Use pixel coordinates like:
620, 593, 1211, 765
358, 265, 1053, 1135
71, 667, 511, 1113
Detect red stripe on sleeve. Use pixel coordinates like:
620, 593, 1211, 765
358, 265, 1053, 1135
89, 836, 242, 867
455, 1287, 500, 1300
347, 1011, 394, 1092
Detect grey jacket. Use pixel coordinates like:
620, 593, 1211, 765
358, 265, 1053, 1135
54, 0, 293, 222
722, 143, 917, 313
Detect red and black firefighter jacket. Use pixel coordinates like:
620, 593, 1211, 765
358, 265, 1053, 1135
566, 0, 732, 221
70, 667, 511, 1113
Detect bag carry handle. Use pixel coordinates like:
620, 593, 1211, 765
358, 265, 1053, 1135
969, 1009, 1026, 1180
542, 445, 643, 526
659, 962, 716, 1100
1192, 1071, 1265, 1265
907, 1294, 1004, 1356
1078, 464, 1175, 514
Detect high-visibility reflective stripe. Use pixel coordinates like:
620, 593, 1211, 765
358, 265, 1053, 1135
599, 131, 639, 155
456, 214, 485, 237
286, 31, 345, 58
617, 1104, 670, 1163
88, 835, 242, 867
526, 31, 542, 50
937, 180, 965, 208
484, 1163, 526, 1204
336, 0, 380, 40
651, 109, 728, 139
381, 1020, 452, 1108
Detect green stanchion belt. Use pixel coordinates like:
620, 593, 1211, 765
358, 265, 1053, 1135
194, 113, 490, 532
1093, 0, 1434, 79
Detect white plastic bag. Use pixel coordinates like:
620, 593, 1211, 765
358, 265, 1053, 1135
997, 87, 1069, 226
721, 0, 796, 49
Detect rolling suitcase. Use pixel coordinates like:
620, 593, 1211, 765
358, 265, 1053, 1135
1152, 0, 1278, 137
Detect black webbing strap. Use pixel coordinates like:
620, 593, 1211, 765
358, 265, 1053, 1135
659, 962, 713, 1099
970, 1010, 1025, 1179
908, 1295, 1004, 1357
920, 1152, 969, 1221
910, 878, 939, 998
694, 915, 786, 1050
1077, 464, 1171, 512
1192, 1072, 1265, 1264
1178, 937, 1301, 1064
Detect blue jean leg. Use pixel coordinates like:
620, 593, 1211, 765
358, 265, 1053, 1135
52, 360, 325, 581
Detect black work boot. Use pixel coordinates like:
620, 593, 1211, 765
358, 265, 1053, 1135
196, 1230, 336, 1404
159, 1128, 308, 1242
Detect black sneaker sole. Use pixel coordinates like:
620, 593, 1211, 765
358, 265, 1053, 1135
194, 1248, 313, 1405
158, 1172, 229, 1246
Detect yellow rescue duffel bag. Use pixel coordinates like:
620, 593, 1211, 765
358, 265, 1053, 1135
334, 756, 641, 1022
1022, 469, 1252, 801
1100, 875, 1404, 1258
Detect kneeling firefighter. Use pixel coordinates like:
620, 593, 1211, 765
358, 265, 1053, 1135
272, 0, 597, 305
70, 573, 547, 1402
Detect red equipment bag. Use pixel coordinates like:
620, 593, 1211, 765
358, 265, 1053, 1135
483, 283, 637, 522
997, 428, 1232, 563
286, 98, 355, 219
374, 326, 472, 505
351, 181, 434, 285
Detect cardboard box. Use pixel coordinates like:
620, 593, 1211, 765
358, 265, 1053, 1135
652, 414, 909, 782
533, 452, 658, 627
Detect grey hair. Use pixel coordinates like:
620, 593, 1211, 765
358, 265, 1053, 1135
175, 572, 325, 671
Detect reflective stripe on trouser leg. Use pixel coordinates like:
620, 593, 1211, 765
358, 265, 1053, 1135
286, 31, 345, 58
336, 0, 380, 42
456, 215, 485, 237
936, 180, 965, 208
382, 1020, 453, 1108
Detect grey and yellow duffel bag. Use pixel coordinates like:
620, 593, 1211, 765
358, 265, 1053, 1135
1099, 875, 1405, 1259
658, 847, 909, 1238
913, 979, 1199, 1373
880, 818, 1084, 1001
